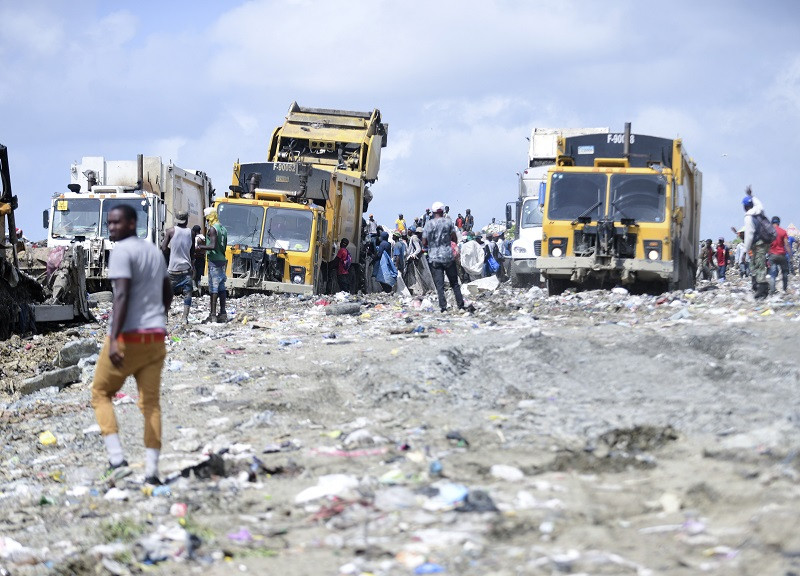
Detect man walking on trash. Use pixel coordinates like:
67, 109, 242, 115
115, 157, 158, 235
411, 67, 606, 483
91, 204, 172, 486
160, 211, 195, 324
742, 193, 770, 299
699, 239, 716, 281
768, 215, 790, 294
197, 206, 229, 323
423, 201, 466, 312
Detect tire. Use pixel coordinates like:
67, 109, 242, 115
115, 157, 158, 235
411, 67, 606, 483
547, 277, 568, 296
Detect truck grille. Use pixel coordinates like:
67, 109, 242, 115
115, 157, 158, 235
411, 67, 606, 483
534, 240, 541, 257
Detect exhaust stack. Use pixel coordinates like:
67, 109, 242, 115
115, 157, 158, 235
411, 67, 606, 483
623, 122, 631, 159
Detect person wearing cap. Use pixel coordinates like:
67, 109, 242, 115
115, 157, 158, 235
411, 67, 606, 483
423, 201, 465, 312
161, 211, 195, 324
92, 204, 172, 487
196, 206, 229, 322
767, 215, 790, 294
742, 193, 769, 299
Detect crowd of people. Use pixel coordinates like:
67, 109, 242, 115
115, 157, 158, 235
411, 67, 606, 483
699, 187, 798, 299
355, 205, 512, 310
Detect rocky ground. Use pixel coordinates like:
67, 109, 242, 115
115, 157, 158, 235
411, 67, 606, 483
2, 272, 800, 576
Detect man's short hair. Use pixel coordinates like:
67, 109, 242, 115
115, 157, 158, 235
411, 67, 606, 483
112, 203, 138, 223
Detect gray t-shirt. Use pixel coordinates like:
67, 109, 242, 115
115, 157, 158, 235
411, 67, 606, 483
167, 226, 193, 273
108, 236, 168, 333
423, 216, 455, 264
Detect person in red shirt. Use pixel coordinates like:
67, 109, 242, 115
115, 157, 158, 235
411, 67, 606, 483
715, 238, 729, 281
768, 216, 790, 293
336, 238, 352, 293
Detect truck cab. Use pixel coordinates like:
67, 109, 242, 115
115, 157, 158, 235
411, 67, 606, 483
537, 126, 702, 295
216, 189, 328, 295
39, 155, 212, 291
209, 102, 386, 296
510, 168, 545, 286
509, 128, 610, 287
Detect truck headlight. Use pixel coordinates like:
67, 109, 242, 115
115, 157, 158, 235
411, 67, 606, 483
548, 238, 567, 257
644, 240, 662, 261
289, 266, 306, 284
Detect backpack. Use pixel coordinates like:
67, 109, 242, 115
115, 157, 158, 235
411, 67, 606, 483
753, 212, 777, 244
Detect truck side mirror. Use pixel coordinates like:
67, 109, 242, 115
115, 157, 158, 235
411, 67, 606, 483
538, 181, 546, 206
505, 203, 512, 226
42, 209, 49, 228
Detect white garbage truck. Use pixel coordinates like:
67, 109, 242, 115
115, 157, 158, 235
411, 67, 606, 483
508, 127, 609, 287
39, 155, 214, 290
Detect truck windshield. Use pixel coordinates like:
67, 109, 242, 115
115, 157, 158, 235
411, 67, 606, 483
217, 203, 264, 247
100, 199, 148, 238
51, 198, 100, 238
610, 174, 666, 223
547, 173, 606, 221
264, 208, 312, 252
520, 198, 543, 228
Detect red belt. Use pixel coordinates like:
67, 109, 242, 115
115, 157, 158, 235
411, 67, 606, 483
118, 332, 166, 344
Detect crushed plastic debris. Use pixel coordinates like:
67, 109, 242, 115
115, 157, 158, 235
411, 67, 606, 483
1, 272, 799, 574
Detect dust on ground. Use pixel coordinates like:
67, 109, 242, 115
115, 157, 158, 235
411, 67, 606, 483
2, 273, 800, 575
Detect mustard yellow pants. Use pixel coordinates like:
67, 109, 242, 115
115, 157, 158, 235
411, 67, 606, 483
91, 337, 167, 450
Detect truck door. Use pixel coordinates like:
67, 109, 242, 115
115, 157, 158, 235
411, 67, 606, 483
313, 212, 328, 293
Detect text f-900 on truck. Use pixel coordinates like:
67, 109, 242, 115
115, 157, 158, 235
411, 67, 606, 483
42, 155, 213, 290
536, 123, 702, 295
207, 102, 387, 295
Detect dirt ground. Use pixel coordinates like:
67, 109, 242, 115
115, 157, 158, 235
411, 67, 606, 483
2, 272, 800, 575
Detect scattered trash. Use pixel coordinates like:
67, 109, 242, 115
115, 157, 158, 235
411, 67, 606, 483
490, 464, 524, 482
0, 273, 796, 574
38, 430, 57, 446
325, 303, 362, 316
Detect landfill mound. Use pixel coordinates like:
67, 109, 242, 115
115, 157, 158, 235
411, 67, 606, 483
2, 272, 800, 574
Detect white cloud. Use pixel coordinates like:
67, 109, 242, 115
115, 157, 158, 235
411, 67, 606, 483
0, 5, 65, 57
6, 0, 800, 243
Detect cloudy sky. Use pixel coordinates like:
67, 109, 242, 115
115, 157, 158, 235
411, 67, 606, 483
2, 0, 799, 240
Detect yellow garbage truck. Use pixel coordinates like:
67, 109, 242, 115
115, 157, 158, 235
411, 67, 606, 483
207, 102, 387, 295
537, 123, 702, 295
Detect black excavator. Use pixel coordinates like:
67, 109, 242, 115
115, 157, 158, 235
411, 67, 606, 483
1, 143, 91, 340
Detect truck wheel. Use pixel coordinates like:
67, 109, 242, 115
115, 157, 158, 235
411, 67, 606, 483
547, 278, 567, 296
511, 271, 531, 288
